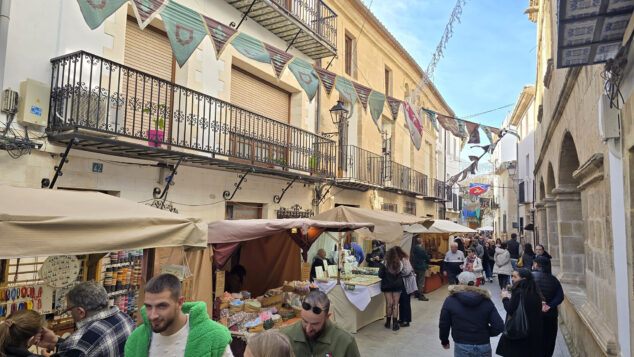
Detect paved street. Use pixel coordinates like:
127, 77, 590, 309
355, 280, 572, 356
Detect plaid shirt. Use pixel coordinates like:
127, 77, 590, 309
56, 306, 135, 357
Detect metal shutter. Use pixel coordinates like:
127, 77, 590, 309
230, 66, 290, 124
124, 19, 173, 81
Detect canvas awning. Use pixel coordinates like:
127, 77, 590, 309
312, 206, 432, 244
404, 220, 476, 234
0, 185, 208, 258
477, 226, 494, 231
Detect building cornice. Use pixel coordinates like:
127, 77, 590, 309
509, 85, 536, 127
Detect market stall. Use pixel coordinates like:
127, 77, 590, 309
0, 185, 207, 335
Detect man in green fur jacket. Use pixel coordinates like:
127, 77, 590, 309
125, 273, 233, 357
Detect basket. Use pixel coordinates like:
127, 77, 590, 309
260, 293, 283, 307
219, 301, 230, 310
247, 323, 264, 333
244, 302, 261, 313
229, 303, 244, 314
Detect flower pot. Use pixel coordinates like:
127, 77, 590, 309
147, 130, 164, 147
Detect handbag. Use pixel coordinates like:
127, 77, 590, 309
517, 255, 524, 267
503, 293, 529, 340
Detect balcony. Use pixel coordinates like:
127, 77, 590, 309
47, 51, 336, 181
337, 145, 384, 190
225, 0, 337, 59
383, 161, 428, 197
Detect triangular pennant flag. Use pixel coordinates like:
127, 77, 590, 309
131, 0, 168, 29
482, 125, 494, 143
335, 76, 358, 108
77, 0, 127, 30
202, 15, 238, 59
437, 114, 463, 137
454, 118, 468, 138
368, 91, 386, 129
352, 82, 372, 111
466, 121, 480, 144
422, 109, 439, 131
263, 43, 294, 78
161, 1, 208, 67
386, 96, 402, 120
402, 101, 423, 150
313, 67, 337, 96
288, 58, 319, 101
468, 155, 479, 162
231, 32, 271, 64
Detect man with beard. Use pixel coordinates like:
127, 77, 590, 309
282, 291, 360, 356
125, 273, 232, 357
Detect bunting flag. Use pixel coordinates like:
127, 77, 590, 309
422, 109, 439, 131
402, 102, 423, 150
469, 183, 490, 196
264, 43, 294, 78
288, 58, 319, 101
77, 0, 127, 30
386, 96, 402, 120
482, 125, 495, 143
455, 118, 468, 137
131, 0, 168, 29
335, 77, 358, 108
468, 155, 479, 162
368, 91, 385, 129
161, 1, 208, 67
313, 67, 336, 96
352, 82, 372, 111
437, 114, 462, 137
202, 15, 238, 59
466, 121, 480, 144
231, 32, 271, 64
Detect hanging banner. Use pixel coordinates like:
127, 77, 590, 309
264, 43, 294, 78
161, 1, 208, 67
466, 121, 480, 144
437, 114, 464, 138
402, 101, 423, 150
335, 76, 358, 108
202, 15, 238, 59
386, 96, 402, 120
77, 0, 127, 30
454, 118, 468, 137
131, 0, 168, 29
288, 58, 319, 101
368, 91, 385, 129
313, 67, 337, 96
469, 183, 490, 196
352, 82, 372, 111
422, 109, 439, 131
231, 32, 271, 64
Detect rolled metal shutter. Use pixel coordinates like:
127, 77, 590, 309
230, 66, 290, 124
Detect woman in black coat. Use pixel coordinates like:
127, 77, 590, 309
496, 268, 544, 357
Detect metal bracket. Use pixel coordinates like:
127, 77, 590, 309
312, 181, 334, 206
286, 29, 302, 52
152, 157, 185, 207
234, 0, 257, 31
325, 55, 336, 71
224, 168, 254, 200
273, 177, 298, 204
43, 138, 78, 189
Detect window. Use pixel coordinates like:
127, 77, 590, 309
518, 181, 526, 203
381, 203, 398, 212
503, 214, 507, 233
345, 34, 356, 77
384, 66, 392, 96
404, 201, 416, 215
404, 83, 409, 99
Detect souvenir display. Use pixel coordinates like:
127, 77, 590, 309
39, 255, 81, 288
99, 250, 143, 317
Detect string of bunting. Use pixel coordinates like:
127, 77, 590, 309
76, 0, 500, 150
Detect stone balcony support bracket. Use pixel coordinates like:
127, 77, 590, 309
572, 153, 604, 191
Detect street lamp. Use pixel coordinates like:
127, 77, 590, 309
329, 100, 349, 125
506, 161, 517, 178
327, 100, 351, 177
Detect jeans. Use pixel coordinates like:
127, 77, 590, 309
454, 343, 492, 357
484, 261, 492, 279
415, 269, 426, 296
497, 274, 510, 290
510, 258, 518, 270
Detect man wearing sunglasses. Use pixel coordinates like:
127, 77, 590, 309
281, 291, 360, 357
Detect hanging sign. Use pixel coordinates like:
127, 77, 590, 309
469, 183, 490, 196
39, 255, 80, 288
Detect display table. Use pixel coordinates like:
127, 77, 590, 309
316, 280, 385, 333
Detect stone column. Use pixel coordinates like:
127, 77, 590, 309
554, 185, 585, 286
535, 201, 547, 248
544, 195, 560, 266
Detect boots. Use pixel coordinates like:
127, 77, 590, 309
418, 294, 429, 301
392, 317, 399, 331
384, 316, 391, 329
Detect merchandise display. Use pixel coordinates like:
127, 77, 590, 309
99, 250, 143, 317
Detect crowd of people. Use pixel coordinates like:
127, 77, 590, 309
440, 232, 564, 357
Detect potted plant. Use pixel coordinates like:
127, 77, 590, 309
273, 157, 287, 169
144, 104, 165, 147
309, 155, 318, 173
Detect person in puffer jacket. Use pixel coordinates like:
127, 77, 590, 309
438, 272, 504, 357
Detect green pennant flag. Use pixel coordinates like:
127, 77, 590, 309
231, 33, 271, 64
368, 91, 385, 129
335, 76, 358, 108
423, 109, 439, 131
288, 58, 319, 101
161, 1, 207, 67
77, 0, 127, 30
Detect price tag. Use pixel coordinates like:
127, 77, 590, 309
301, 262, 311, 282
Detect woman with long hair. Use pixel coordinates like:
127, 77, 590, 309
520, 243, 536, 270
245, 331, 294, 357
496, 268, 544, 357
0, 310, 46, 357
379, 246, 405, 331
394, 246, 415, 328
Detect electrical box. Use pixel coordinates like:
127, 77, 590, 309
17, 78, 50, 127
598, 93, 620, 140
1, 89, 19, 114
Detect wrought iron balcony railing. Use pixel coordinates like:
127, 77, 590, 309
385, 161, 412, 192
434, 179, 446, 199
48, 51, 336, 177
272, 0, 337, 49
338, 145, 384, 187
412, 170, 428, 197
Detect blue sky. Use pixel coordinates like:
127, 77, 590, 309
366, 0, 536, 169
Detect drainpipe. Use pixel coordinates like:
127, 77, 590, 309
314, 71, 321, 215
0, 0, 11, 91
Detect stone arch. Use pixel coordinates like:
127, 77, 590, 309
539, 177, 545, 201
555, 132, 585, 286
544, 162, 560, 261
547, 163, 556, 194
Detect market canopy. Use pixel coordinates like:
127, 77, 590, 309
312, 206, 432, 244
477, 226, 494, 231
0, 185, 208, 258
404, 220, 476, 234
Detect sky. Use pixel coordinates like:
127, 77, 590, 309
365, 0, 537, 172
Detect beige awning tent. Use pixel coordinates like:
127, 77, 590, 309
312, 206, 432, 244
404, 220, 477, 234
0, 185, 208, 258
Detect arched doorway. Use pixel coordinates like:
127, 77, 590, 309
555, 132, 584, 285
545, 163, 559, 263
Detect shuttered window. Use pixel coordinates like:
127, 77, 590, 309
230, 66, 290, 124
124, 19, 173, 81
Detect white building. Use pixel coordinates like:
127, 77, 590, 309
436, 126, 463, 221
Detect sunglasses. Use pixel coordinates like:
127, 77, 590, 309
302, 302, 324, 315
62, 305, 80, 314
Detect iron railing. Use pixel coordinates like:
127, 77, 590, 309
272, 0, 337, 50
412, 170, 428, 196
339, 145, 383, 186
48, 52, 336, 177
385, 161, 412, 192
434, 179, 446, 199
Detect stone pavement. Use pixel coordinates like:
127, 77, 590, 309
355, 279, 572, 356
